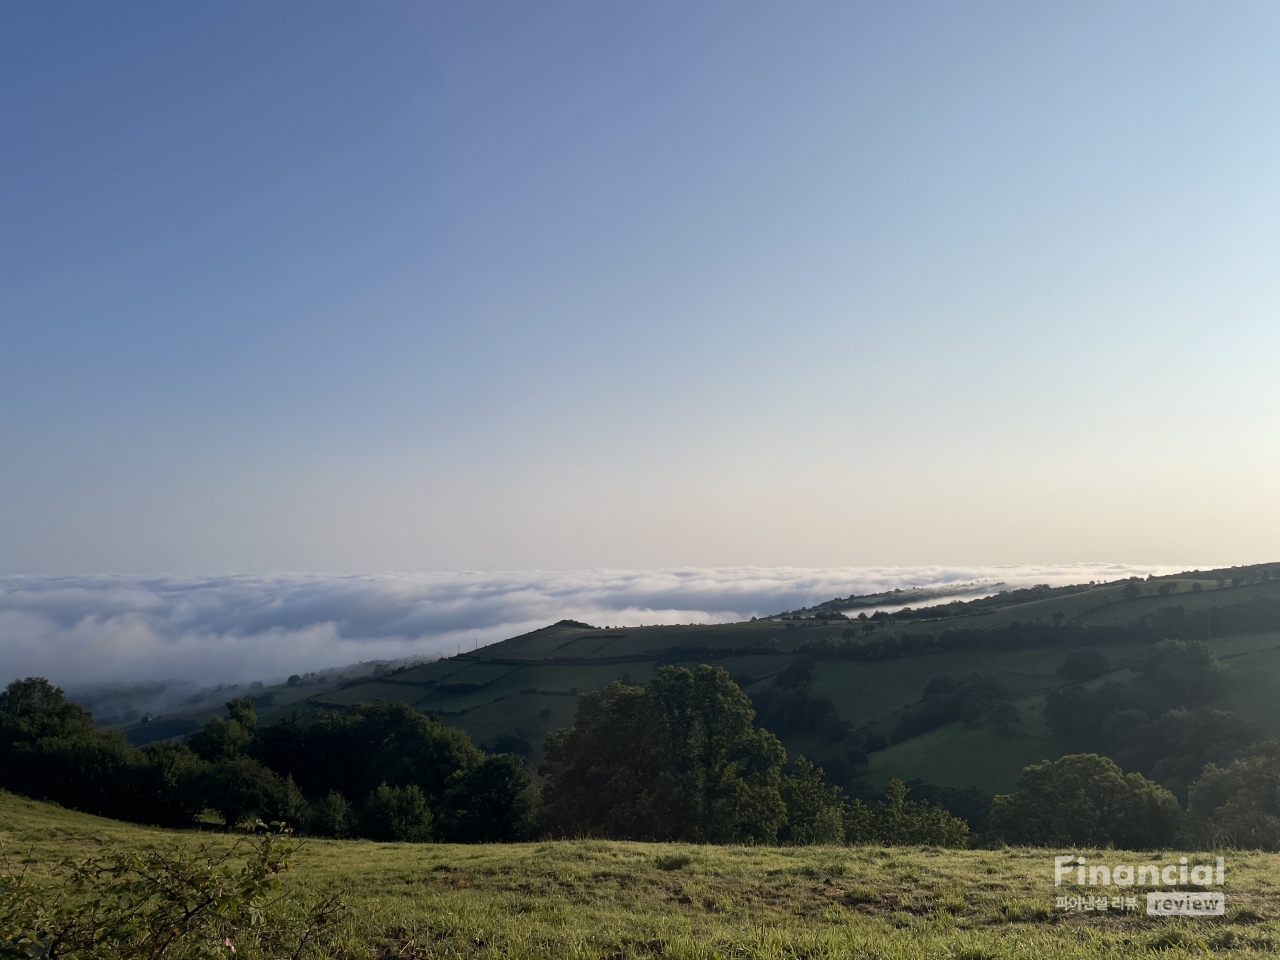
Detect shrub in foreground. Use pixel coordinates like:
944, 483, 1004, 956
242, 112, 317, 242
0, 827, 346, 959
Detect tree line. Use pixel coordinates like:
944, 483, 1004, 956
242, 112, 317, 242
0, 666, 968, 847
821, 597, 1280, 662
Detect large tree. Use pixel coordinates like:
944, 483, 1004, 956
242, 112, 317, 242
541, 665, 787, 842
988, 753, 1182, 848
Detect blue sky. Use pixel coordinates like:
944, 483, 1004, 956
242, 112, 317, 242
2, 2, 1278, 574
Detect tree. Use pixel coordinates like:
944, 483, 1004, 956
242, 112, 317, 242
987, 753, 1181, 848
541, 666, 787, 843
1140, 639, 1220, 705
987, 700, 1021, 733
283, 700, 483, 805
1187, 741, 1280, 850
844, 779, 969, 847
893, 674, 1009, 741
1056, 648, 1110, 682
196, 756, 298, 828
187, 698, 257, 762
302, 790, 353, 838
778, 756, 844, 844
0, 677, 94, 755
773, 655, 814, 689
360, 783, 434, 842
436, 754, 542, 842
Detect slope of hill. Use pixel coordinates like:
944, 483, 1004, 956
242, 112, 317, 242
121, 563, 1280, 800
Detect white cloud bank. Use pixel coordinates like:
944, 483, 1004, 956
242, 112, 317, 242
0, 564, 1187, 689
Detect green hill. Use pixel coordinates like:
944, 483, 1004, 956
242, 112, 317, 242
125, 562, 1280, 800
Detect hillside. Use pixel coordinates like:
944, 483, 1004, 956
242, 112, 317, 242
4, 790, 1279, 958
123, 563, 1280, 800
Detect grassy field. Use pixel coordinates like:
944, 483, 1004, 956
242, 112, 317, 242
5, 791, 1280, 959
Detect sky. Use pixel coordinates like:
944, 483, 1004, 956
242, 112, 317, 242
2, 1, 1279, 576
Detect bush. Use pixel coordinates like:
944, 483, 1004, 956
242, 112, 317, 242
1056, 648, 1109, 682
0, 828, 347, 959
779, 756, 845, 844
361, 783, 434, 842
1187, 741, 1280, 849
437, 754, 542, 842
773, 655, 814, 689
845, 779, 969, 847
302, 790, 353, 838
988, 753, 1182, 848
892, 675, 1010, 743
196, 756, 300, 828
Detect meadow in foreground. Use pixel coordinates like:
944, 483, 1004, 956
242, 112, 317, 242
4, 792, 1280, 959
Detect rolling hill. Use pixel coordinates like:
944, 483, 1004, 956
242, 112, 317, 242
124, 562, 1280, 802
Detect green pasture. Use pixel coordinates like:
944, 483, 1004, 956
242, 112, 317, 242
6, 791, 1280, 959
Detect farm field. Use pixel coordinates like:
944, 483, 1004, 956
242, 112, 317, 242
4, 790, 1279, 959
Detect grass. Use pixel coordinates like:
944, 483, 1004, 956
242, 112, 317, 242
7, 791, 1280, 958
863, 701, 1059, 795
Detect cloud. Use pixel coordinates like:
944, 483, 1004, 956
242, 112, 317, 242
0, 563, 1185, 689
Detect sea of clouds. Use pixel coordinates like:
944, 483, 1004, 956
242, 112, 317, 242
0, 564, 1191, 695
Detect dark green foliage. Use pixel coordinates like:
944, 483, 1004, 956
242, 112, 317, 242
1112, 708, 1256, 803
0, 678, 185, 824
542, 666, 788, 842
280, 701, 482, 805
126, 715, 198, 746
1139, 639, 1221, 705
486, 732, 533, 757
844, 779, 970, 847
750, 684, 846, 740
818, 726, 888, 791
1056, 647, 1109, 682
830, 598, 1280, 663
302, 790, 353, 838
360, 783, 434, 842
186, 696, 257, 761
0, 827, 347, 959
985, 700, 1021, 733
7, 730, 149, 823
250, 700, 540, 842
0, 677, 94, 767
0, 677, 540, 843
987, 753, 1182, 848
541, 667, 960, 847
891, 674, 1009, 743
135, 741, 208, 827
773, 654, 814, 689
247, 710, 307, 774
437, 753, 542, 842
1187, 741, 1280, 850
901, 780, 993, 833
1044, 640, 1250, 798
195, 756, 299, 828
778, 756, 844, 844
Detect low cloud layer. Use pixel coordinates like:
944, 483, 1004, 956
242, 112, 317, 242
0, 564, 1184, 690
